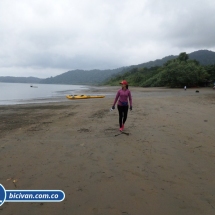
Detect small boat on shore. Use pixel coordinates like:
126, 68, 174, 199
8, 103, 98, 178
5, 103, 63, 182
66, 95, 105, 100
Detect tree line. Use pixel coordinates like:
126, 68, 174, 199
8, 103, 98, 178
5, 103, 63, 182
105, 53, 215, 88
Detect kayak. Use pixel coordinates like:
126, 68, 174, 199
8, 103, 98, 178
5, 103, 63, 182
66, 95, 105, 100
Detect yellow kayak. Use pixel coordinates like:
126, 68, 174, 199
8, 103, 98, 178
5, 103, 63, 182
66, 95, 105, 100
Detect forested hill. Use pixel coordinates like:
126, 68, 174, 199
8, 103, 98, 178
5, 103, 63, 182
0, 50, 214, 85
130, 50, 215, 69
39, 68, 123, 85
105, 52, 215, 88
189, 50, 215, 65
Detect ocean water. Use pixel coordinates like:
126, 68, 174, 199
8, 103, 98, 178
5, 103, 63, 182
0, 83, 89, 105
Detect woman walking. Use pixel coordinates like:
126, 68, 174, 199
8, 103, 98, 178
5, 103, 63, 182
112, 80, 132, 131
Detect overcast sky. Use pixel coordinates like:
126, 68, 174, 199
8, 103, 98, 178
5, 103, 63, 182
0, 0, 215, 78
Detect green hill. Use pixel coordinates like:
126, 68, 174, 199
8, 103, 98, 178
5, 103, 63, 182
189, 50, 215, 65
105, 52, 215, 88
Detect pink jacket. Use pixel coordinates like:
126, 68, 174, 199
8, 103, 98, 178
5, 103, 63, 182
113, 89, 132, 107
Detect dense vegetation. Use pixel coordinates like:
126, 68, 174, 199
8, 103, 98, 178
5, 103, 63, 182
105, 53, 215, 88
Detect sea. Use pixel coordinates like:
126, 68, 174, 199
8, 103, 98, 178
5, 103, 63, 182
0, 83, 89, 105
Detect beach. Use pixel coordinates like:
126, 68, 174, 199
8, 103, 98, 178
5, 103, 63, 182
0, 87, 215, 215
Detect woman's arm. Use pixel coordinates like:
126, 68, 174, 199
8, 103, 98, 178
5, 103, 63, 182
113, 91, 120, 106
128, 91, 132, 107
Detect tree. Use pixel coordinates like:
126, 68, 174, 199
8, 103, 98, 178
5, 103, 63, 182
205, 65, 215, 81
160, 59, 208, 87
178, 52, 189, 62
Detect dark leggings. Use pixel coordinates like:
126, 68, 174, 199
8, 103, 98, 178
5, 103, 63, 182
117, 105, 129, 128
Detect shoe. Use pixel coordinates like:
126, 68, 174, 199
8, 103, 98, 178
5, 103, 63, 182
119, 127, 123, 132
122, 124, 124, 130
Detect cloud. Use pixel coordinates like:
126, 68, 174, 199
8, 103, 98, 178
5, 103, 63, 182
0, 0, 215, 78
145, 0, 215, 48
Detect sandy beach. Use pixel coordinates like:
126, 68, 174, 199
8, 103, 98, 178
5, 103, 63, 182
0, 87, 215, 215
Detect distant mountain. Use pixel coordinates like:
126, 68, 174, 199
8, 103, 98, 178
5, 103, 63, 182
136, 55, 177, 68
124, 50, 215, 71
0, 50, 214, 85
189, 50, 215, 65
0, 76, 41, 84
119, 55, 177, 73
39, 68, 123, 85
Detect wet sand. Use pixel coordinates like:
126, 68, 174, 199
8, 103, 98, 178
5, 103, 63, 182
0, 87, 215, 215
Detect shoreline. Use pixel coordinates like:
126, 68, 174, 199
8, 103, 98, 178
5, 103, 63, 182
0, 85, 117, 106
0, 83, 90, 106
0, 85, 214, 106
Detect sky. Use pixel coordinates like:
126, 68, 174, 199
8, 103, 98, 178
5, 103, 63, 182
0, 0, 215, 78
